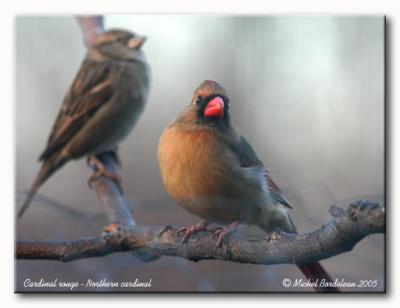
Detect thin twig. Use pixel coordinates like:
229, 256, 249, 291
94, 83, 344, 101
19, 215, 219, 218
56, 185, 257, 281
77, 16, 104, 47
91, 152, 136, 229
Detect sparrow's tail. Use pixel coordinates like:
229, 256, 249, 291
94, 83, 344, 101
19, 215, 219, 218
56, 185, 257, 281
298, 262, 340, 292
17, 156, 68, 219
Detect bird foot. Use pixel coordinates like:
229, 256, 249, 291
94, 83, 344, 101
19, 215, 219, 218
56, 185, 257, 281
177, 221, 209, 244
109, 148, 122, 167
213, 221, 240, 251
87, 155, 122, 189
86, 149, 121, 168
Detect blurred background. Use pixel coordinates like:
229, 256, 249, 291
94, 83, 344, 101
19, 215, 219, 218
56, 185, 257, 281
15, 15, 384, 292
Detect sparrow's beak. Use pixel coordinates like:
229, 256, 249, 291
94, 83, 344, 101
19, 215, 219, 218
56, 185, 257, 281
204, 97, 224, 118
127, 35, 147, 49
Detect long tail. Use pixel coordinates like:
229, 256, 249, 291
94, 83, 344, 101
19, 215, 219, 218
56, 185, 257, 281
298, 262, 340, 292
18, 156, 67, 219
260, 215, 340, 292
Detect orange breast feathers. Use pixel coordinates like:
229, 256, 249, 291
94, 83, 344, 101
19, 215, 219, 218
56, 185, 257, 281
158, 126, 232, 202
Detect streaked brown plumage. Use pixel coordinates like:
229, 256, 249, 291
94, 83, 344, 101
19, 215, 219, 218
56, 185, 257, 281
158, 80, 338, 292
18, 29, 150, 219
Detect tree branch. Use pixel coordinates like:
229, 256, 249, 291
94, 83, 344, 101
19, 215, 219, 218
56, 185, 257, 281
77, 16, 104, 48
16, 200, 384, 264
91, 152, 136, 229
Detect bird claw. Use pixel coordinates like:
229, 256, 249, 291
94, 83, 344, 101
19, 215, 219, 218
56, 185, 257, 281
87, 155, 122, 190
86, 156, 94, 167
213, 229, 226, 250
177, 221, 209, 245
213, 221, 240, 251
110, 148, 122, 167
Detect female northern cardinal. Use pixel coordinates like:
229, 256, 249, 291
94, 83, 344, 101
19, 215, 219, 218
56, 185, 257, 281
158, 80, 338, 292
18, 30, 150, 219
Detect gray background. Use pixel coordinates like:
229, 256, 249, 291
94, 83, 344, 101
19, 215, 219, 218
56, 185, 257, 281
15, 15, 384, 292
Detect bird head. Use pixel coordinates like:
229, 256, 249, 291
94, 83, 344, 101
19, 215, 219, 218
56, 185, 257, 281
92, 29, 147, 60
188, 80, 231, 130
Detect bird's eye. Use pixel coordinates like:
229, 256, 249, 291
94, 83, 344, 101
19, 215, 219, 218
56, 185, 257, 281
195, 96, 202, 105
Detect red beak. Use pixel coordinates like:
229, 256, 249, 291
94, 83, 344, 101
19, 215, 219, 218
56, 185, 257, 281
204, 97, 224, 118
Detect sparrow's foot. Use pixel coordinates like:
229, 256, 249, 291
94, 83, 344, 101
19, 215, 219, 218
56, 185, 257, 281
177, 221, 210, 244
87, 155, 122, 189
213, 221, 240, 251
110, 147, 122, 167
86, 155, 93, 167
86, 149, 121, 167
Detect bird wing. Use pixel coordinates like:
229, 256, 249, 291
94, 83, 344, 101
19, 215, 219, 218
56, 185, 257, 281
39, 59, 114, 161
229, 135, 292, 209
